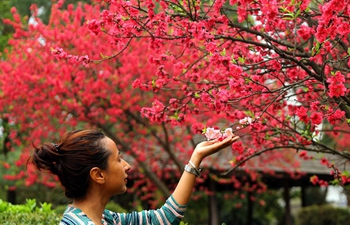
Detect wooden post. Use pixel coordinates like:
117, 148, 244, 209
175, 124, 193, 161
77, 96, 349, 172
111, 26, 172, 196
208, 176, 219, 225
7, 186, 16, 204
283, 179, 292, 225
301, 185, 307, 207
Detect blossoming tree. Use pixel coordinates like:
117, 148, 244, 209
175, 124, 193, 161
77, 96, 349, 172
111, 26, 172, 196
1, 0, 349, 204
82, 0, 350, 188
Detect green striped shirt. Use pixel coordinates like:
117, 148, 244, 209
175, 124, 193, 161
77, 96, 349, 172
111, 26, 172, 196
59, 195, 187, 225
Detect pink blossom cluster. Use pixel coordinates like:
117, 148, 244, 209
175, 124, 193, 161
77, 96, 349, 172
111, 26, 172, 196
204, 127, 233, 141
239, 116, 253, 125
51, 47, 91, 67
327, 71, 346, 98
235, 116, 259, 130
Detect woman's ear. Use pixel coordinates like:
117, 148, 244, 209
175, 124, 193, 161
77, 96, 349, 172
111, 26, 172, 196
90, 167, 105, 184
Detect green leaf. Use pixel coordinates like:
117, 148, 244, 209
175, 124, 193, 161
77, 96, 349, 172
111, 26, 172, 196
238, 56, 245, 63
25, 199, 37, 212
330, 179, 339, 185
341, 170, 349, 177
245, 110, 254, 117
39, 202, 52, 213
312, 42, 321, 56
231, 54, 236, 63
221, 48, 226, 56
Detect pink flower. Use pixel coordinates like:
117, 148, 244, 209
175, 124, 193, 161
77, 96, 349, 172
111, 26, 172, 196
87, 19, 102, 35
78, 55, 90, 67
296, 106, 309, 123
310, 175, 319, 185
223, 128, 233, 138
310, 112, 323, 125
336, 22, 350, 36
2, 162, 10, 169
327, 71, 345, 83
132, 79, 141, 89
239, 117, 253, 125
328, 109, 345, 124
217, 89, 230, 102
299, 151, 307, 158
201, 92, 212, 103
204, 127, 222, 140
328, 83, 346, 97
320, 157, 329, 166
205, 42, 217, 52
327, 71, 346, 97
310, 101, 320, 110
297, 25, 314, 40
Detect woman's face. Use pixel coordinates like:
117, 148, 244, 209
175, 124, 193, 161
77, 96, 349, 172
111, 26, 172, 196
103, 137, 131, 195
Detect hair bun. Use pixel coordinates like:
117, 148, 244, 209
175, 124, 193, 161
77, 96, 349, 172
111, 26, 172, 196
32, 143, 60, 175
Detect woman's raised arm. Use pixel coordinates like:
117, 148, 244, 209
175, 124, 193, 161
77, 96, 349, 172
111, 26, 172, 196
172, 135, 240, 205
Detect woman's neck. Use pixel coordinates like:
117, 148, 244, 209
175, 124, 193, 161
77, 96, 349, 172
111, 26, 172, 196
72, 192, 110, 225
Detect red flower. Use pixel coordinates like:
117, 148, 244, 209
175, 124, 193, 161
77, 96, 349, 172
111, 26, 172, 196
310, 112, 323, 125
310, 175, 319, 185
296, 106, 309, 123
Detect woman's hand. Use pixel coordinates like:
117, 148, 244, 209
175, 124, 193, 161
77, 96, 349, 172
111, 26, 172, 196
192, 135, 240, 162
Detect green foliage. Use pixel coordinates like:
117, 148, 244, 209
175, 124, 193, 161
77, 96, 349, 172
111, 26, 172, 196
0, 0, 94, 54
0, 199, 61, 224
6, 0, 94, 24
183, 190, 283, 225
296, 204, 350, 225
53, 204, 68, 215
0, 0, 13, 54
303, 186, 327, 206
183, 193, 208, 224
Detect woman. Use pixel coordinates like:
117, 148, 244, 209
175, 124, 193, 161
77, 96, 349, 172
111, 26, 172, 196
31, 129, 239, 225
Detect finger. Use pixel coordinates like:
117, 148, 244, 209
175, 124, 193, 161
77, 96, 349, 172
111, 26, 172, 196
222, 135, 240, 144
231, 136, 240, 142
219, 136, 240, 148
199, 135, 239, 148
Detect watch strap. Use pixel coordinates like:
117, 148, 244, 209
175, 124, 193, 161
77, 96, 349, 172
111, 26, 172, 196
184, 164, 200, 177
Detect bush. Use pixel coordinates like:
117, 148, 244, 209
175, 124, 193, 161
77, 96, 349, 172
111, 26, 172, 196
54, 204, 68, 215
297, 204, 350, 225
0, 199, 61, 224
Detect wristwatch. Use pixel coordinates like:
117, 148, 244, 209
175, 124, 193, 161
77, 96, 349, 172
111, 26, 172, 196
184, 164, 200, 177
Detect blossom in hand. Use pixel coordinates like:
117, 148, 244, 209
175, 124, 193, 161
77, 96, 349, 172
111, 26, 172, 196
223, 128, 233, 137
204, 127, 222, 140
204, 127, 234, 141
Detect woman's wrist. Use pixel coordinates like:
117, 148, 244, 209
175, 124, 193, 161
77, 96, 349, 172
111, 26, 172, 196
189, 152, 203, 168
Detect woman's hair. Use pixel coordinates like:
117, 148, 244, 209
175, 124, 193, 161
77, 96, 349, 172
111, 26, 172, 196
31, 130, 111, 199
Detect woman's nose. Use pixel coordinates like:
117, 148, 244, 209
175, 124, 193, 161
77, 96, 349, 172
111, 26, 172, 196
123, 159, 131, 171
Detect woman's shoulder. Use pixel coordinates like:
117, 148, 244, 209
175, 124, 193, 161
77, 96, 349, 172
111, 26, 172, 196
103, 208, 120, 224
